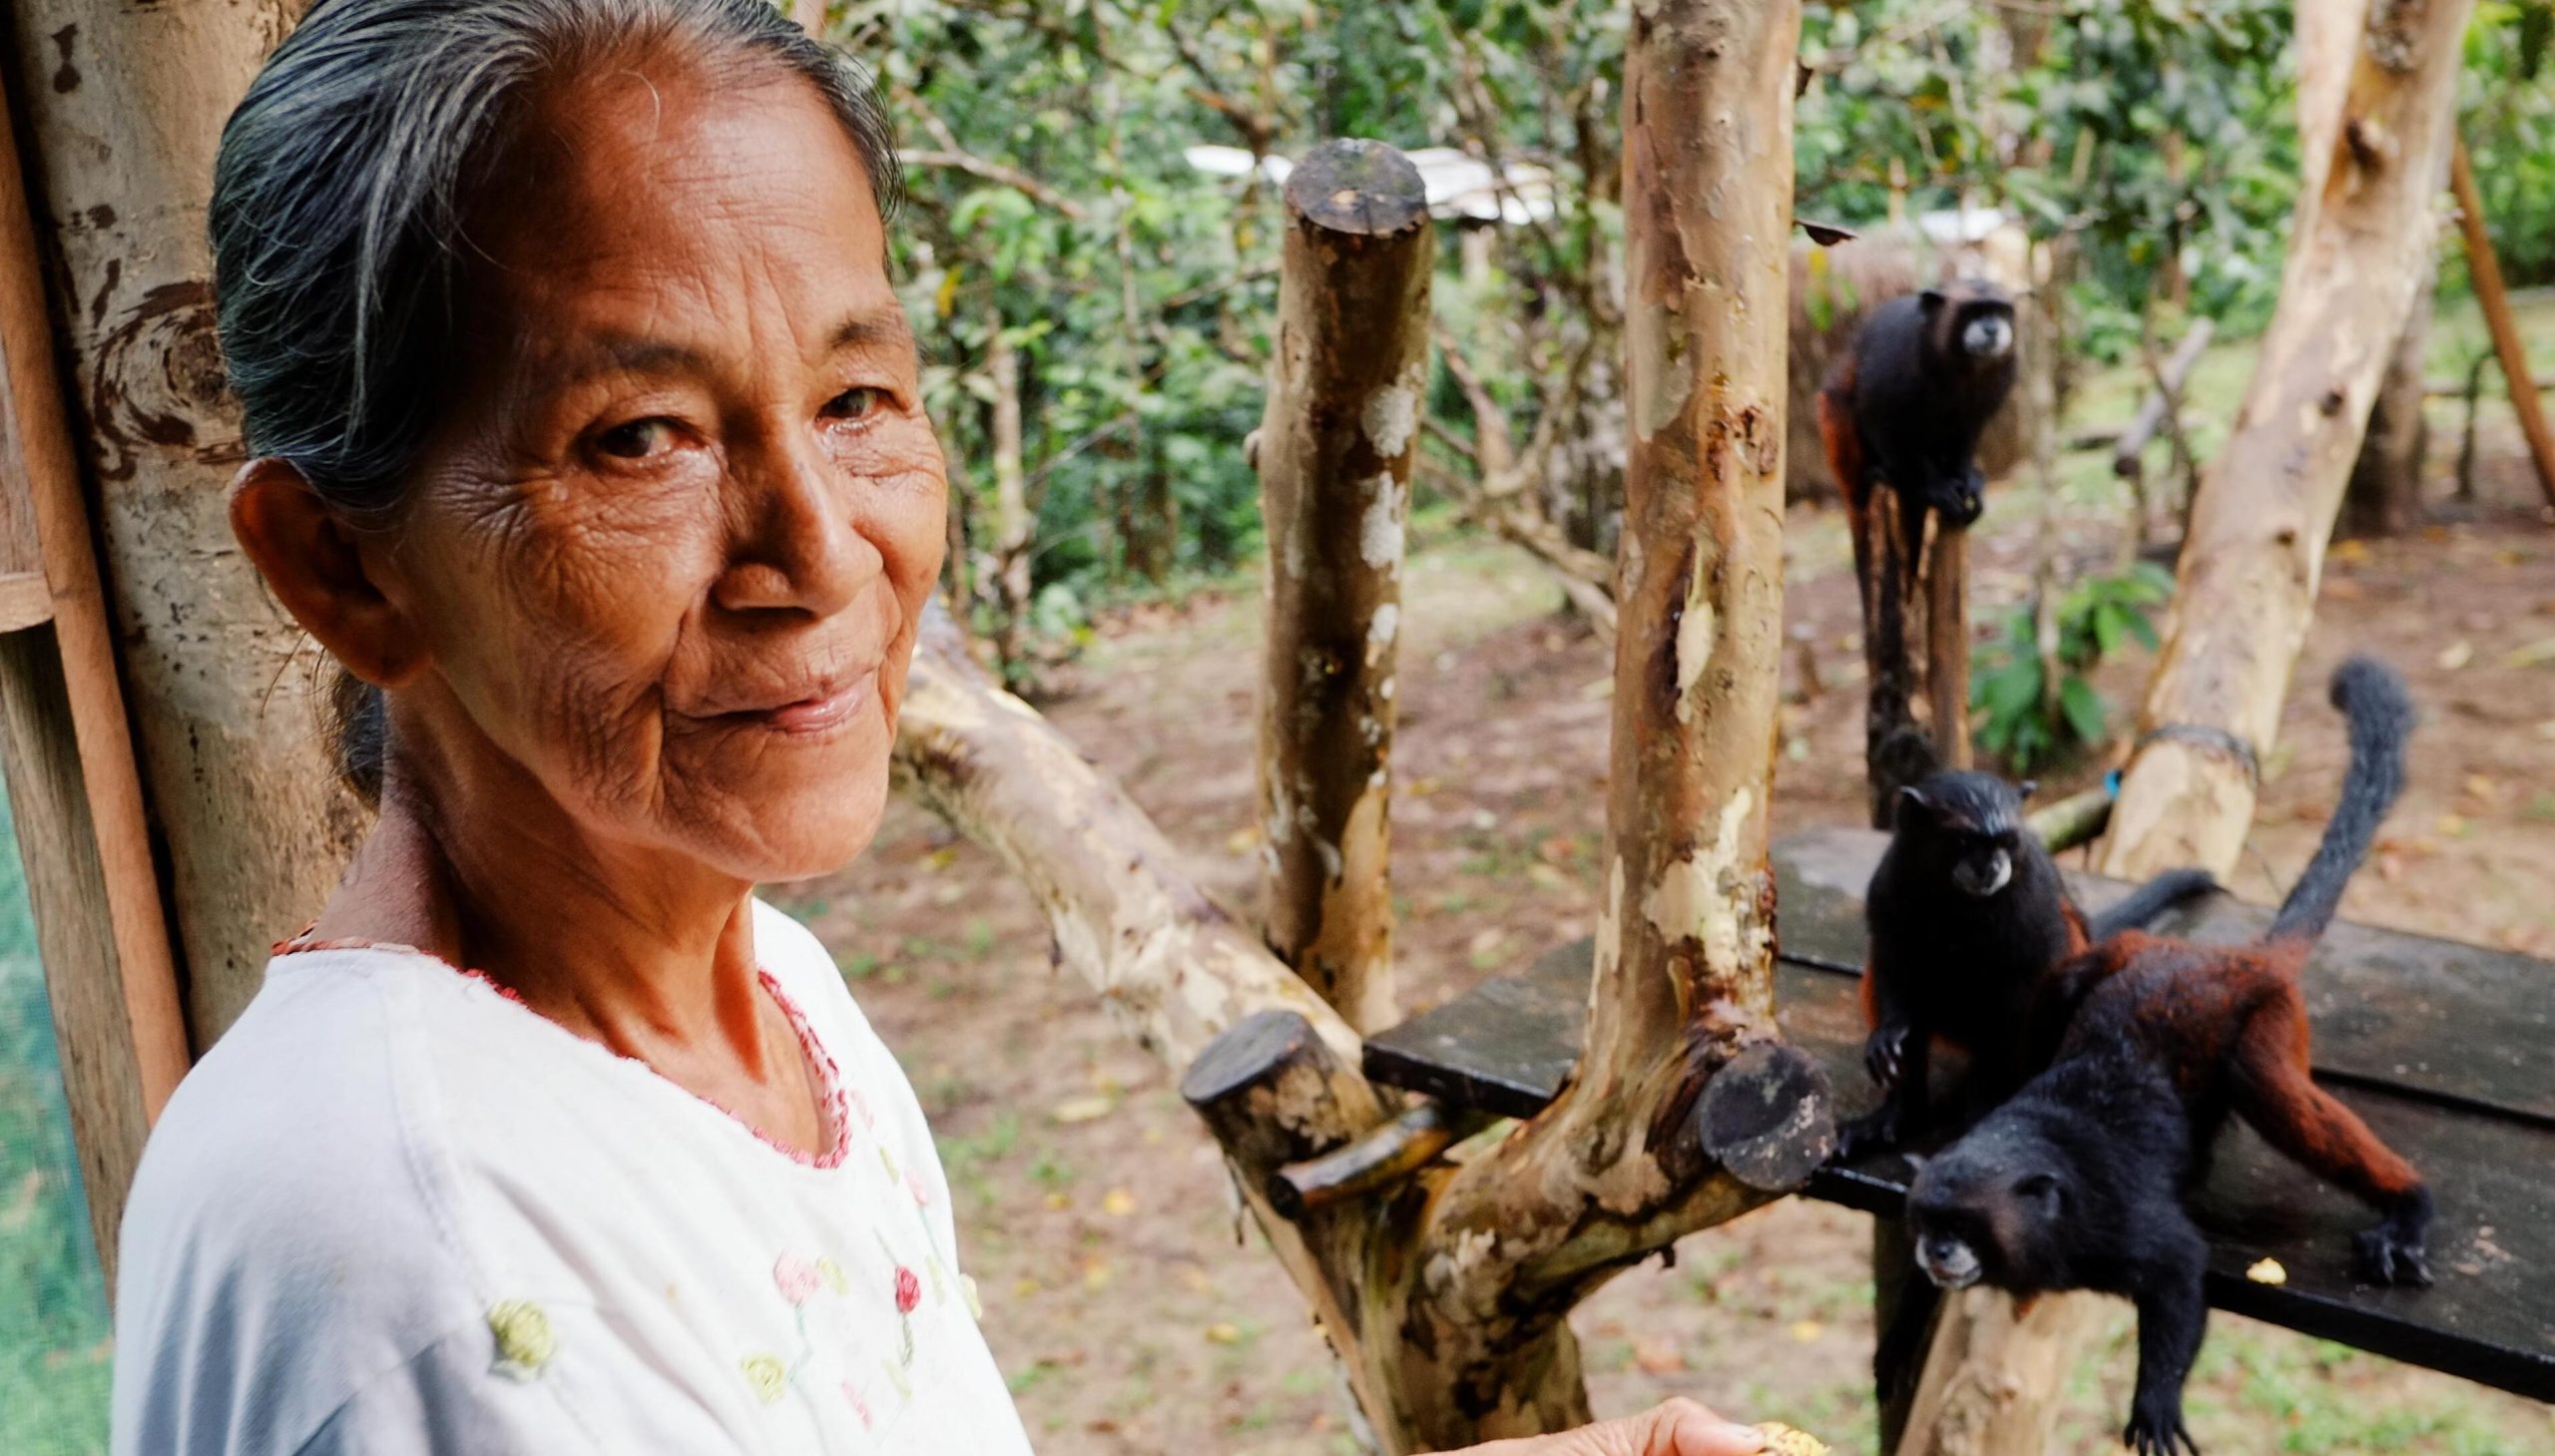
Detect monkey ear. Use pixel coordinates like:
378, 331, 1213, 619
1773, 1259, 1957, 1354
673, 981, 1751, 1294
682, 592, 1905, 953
1918, 287, 1947, 312
1895, 785, 1933, 823
2015, 778, 2039, 802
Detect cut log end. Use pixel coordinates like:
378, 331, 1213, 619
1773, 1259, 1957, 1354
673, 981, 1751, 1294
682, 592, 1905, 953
1285, 139, 1429, 239
1691, 1041, 1835, 1194
1180, 1008, 1326, 1111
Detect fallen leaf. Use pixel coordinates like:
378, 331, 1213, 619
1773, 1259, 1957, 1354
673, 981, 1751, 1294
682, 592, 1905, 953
1013, 1277, 1040, 1298
2322, 577, 2364, 601
1050, 1095, 1115, 1125
2330, 540, 2370, 564
1632, 1337, 1688, 1374
1080, 1258, 1112, 1290
1789, 1319, 1823, 1343
1205, 1322, 1242, 1345
2465, 774, 2499, 800
1224, 827, 1257, 854
1044, 1193, 1071, 1211
1102, 1188, 1137, 1216
2436, 640, 2474, 671
2505, 638, 2555, 669
2246, 1257, 2288, 1285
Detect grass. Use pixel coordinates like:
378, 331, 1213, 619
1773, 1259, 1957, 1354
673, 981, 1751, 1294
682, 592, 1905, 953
0, 782, 114, 1456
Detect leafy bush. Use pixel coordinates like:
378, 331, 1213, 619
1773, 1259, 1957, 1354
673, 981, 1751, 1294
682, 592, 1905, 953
1972, 563, 2174, 773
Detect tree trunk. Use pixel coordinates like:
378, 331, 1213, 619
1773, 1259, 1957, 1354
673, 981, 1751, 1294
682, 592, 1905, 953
1253, 141, 1430, 1035
2098, 0, 2474, 885
6, 0, 359, 1046
985, 312, 1034, 676
1388, 3, 1813, 1441
2341, 271, 2434, 538
1902, 6, 2474, 1452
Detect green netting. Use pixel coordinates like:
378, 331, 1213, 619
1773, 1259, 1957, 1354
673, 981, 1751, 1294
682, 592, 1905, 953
0, 780, 113, 1455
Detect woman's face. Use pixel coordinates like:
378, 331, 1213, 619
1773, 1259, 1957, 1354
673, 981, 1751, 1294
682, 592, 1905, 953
375, 66, 943, 883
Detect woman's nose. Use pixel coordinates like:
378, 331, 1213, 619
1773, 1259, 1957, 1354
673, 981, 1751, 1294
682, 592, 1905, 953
711, 437, 877, 619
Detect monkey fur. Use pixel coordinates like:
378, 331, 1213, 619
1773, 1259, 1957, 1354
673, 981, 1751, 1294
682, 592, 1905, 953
1906, 657, 2430, 1456
1842, 770, 2218, 1159
1817, 281, 2019, 533
1817, 281, 2020, 823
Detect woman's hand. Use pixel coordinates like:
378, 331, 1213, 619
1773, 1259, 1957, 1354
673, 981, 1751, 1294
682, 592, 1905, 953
1445, 1398, 1769, 1456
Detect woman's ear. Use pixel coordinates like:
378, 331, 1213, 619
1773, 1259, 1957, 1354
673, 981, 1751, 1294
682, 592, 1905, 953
229, 459, 425, 690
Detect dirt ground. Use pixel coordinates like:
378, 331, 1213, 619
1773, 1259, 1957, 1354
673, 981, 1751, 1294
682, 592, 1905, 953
781, 432, 2555, 1453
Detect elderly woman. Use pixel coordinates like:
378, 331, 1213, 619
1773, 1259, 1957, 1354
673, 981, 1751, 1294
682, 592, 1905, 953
108, 3, 1771, 1453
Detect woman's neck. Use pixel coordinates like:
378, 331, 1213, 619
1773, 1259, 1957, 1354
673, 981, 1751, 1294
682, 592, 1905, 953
310, 739, 784, 1084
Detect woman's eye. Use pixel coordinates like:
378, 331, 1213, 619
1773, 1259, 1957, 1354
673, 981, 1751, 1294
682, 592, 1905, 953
824, 386, 886, 423
595, 418, 678, 460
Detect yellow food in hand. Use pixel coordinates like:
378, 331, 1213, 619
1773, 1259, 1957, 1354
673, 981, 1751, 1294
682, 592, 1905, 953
1754, 1421, 1831, 1456
2245, 1257, 2288, 1285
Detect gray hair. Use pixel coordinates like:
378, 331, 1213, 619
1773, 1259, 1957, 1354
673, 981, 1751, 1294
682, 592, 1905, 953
211, 0, 903, 801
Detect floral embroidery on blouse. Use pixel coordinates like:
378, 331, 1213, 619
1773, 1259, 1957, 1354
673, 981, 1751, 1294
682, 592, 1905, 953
487, 1299, 557, 1381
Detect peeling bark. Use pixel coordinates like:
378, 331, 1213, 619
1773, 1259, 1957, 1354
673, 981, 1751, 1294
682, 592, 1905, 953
1387, 4, 1811, 1443
1254, 140, 1431, 1035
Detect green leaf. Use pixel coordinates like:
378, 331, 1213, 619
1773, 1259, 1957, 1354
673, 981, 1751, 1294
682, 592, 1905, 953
2060, 677, 2109, 746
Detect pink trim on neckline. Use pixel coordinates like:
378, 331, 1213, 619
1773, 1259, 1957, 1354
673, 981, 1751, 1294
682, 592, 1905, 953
270, 930, 853, 1170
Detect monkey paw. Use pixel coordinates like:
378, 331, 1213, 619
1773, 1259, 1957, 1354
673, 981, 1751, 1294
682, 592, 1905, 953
1863, 1025, 1910, 1091
1830, 1106, 1903, 1164
2123, 1394, 2199, 1456
2352, 1223, 2433, 1287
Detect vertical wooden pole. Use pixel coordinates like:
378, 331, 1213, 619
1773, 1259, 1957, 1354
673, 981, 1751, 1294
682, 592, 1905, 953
7, 0, 360, 1046
2448, 137, 2555, 510
0, 66, 189, 1289
1923, 530, 1970, 768
1253, 140, 1430, 1036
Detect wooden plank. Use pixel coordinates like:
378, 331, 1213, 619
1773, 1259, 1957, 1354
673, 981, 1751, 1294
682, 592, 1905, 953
0, 59, 187, 1288
1363, 832, 2555, 1401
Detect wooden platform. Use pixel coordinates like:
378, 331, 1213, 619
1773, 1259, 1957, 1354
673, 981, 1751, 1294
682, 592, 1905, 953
1362, 827, 2555, 1402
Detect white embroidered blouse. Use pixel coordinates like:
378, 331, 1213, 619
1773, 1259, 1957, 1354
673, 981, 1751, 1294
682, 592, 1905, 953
110, 901, 1034, 1455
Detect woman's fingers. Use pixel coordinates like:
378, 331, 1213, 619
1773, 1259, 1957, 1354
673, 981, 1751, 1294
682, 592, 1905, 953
1635, 1398, 1770, 1456
1454, 1399, 1768, 1456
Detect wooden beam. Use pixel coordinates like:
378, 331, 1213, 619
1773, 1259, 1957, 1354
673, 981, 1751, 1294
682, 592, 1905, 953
2449, 135, 2555, 510
0, 62, 187, 1290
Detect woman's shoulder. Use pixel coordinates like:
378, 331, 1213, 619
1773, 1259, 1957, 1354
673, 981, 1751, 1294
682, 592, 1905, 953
114, 947, 492, 1452
120, 946, 482, 1295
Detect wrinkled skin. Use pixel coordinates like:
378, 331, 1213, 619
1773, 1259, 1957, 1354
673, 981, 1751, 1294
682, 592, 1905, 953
232, 59, 944, 1154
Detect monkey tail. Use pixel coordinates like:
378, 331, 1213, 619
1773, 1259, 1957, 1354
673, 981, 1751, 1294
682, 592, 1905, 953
2269, 656, 2414, 946
2086, 867, 2218, 943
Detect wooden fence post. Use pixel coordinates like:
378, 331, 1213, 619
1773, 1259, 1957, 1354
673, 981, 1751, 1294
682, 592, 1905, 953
1254, 140, 1431, 1035
6, 1, 360, 1046
0, 65, 188, 1290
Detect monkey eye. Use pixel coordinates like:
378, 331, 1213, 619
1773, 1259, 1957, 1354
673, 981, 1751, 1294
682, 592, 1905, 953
2015, 1173, 2063, 1210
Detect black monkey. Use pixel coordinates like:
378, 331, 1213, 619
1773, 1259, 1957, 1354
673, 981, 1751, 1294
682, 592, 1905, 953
1906, 658, 2431, 1456
1817, 280, 2020, 533
1843, 770, 2216, 1158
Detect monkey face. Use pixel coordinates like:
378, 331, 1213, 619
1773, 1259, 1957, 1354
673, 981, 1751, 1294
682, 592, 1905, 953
1959, 308, 2015, 360
1896, 772, 2029, 896
1907, 1137, 2072, 1291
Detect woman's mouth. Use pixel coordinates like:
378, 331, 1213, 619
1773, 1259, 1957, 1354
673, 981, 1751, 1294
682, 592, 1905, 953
729, 674, 874, 736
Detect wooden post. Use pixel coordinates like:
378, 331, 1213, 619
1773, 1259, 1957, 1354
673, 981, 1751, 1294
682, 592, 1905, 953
1923, 529, 1969, 768
0, 58, 189, 1289
6, 1, 361, 1046
1254, 140, 1430, 1035
2448, 137, 2555, 510
984, 310, 1034, 677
